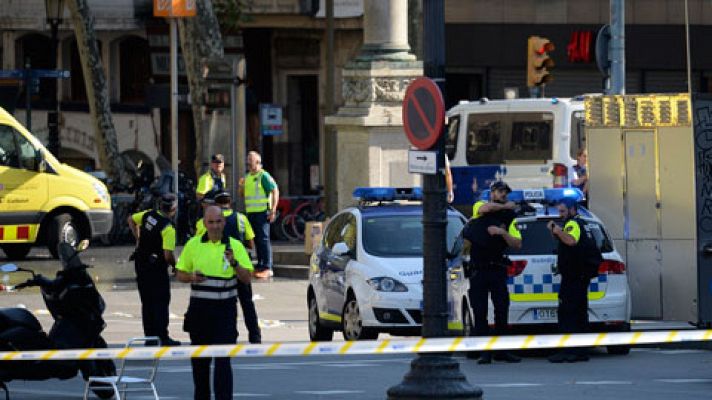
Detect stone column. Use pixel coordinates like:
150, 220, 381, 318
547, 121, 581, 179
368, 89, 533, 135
325, 0, 423, 209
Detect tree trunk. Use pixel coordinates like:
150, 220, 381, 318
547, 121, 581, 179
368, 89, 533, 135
66, 0, 128, 186
177, 0, 225, 178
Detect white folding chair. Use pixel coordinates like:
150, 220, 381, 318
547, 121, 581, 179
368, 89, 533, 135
83, 336, 161, 400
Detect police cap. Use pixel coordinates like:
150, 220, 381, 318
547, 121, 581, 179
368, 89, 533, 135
214, 191, 231, 205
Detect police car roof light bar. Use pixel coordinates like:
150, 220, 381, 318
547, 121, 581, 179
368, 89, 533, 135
352, 187, 423, 202
479, 188, 583, 205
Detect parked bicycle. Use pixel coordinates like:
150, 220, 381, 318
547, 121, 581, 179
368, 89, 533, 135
279, 195, 326, 242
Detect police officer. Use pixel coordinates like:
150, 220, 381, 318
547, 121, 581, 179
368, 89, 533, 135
463, 181, 522, 364
195, 191, 262, 344
176, 205, 253, 400
547, 197, 601, 363
196, 153, 226, 202
127, 193, 181, 346
239, 151, 279, 279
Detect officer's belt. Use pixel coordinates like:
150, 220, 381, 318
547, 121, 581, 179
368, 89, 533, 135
190, 277, 238, 300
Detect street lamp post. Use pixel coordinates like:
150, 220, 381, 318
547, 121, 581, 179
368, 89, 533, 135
45, 0, 65, 157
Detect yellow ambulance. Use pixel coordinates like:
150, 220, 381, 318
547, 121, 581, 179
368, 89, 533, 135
0, 107, 112, 259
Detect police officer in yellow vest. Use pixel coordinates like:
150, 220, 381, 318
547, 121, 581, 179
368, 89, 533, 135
176, 205, 253, 400
127, 193, 181, 347
195, 192, 262, 343
196, 153, 227, 202
239, 151, 279, 279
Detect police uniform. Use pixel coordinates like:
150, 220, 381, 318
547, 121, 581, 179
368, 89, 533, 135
131, 209, 176, 342
177, 234, 253, 400
243, 169, 277, 273
463, 200, 521, 337
555, 215, 600, 335
195, 209, 261, 343
196, 170, 226, 200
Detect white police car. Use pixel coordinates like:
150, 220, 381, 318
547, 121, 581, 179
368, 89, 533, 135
307, 187, 466, 341
448, 188, 633, 354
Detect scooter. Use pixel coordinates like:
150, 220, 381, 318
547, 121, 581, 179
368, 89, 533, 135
0, 241, 116, 399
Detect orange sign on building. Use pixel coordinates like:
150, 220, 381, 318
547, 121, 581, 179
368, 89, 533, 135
154, 0, 196, 17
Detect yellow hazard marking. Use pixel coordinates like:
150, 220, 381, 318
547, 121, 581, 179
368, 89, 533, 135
117, 347, 132, 359
40, 350, 57, 360
413, 338, 427, 352
522, 335, 535, 349
484, 336, 498, 351
266, 343, 281, 356
155, 347, 170, 359
229, 344, 245, 357
339, 341, 354, 355
703, 330, 712, 340
557, 334, 571, 348
376, 339, 391, 353
192, 345, 208, 358
629, 332, 643, 345
448, 337, 463, 352
302, 342, 317, 355
593, 333, 607, 346
665, 331, 678, 343
2, 352, 18, 361
79, 349, 95, 360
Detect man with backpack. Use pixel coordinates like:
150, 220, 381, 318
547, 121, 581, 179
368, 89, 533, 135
547, 197, 603, 363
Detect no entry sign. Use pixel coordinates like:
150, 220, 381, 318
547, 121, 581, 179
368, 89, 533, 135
402, 77, 446, 150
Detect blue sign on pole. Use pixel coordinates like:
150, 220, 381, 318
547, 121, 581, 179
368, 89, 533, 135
259, 103, 283, 136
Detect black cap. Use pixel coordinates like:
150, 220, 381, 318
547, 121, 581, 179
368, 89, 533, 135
490, 181, 512, 194
214, 191, 231, 204
211, 153, 225, 163
160, 193, 177, 209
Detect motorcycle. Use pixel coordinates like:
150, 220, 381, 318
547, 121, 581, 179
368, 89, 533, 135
0, 240, 116, 399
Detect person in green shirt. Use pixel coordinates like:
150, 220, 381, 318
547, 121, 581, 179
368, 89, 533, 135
176, 205, 252, 400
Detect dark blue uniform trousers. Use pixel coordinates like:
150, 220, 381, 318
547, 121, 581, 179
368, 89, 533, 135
247, 211, 272, 271
237, 280, 261, 342
135, 261, 170, 340
468, 267, 510, 336
184, 298, 238, 400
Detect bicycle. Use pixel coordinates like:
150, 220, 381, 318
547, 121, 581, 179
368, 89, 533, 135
279, 195, 326, 242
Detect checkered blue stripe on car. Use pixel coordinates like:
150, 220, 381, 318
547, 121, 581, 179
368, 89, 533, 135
508, 273, 608, 294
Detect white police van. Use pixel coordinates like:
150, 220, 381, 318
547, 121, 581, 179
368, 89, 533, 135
307, 187, 466, 341
446, 97, 585, 216
448, 188, 633, 354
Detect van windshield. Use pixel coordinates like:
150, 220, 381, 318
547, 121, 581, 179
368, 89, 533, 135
465, 112, 553, 165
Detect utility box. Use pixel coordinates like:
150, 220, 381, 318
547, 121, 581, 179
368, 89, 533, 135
586, 94, 699, 322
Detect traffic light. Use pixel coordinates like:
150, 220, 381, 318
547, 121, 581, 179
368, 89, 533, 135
527, 36, 555, 87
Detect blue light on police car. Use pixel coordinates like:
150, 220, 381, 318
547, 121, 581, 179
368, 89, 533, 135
353, 187, 423, 202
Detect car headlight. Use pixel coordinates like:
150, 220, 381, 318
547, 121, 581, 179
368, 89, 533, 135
92, 182, 110, 203
367, 277, 408, 292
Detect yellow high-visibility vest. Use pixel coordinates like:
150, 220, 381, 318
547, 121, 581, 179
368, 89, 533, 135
244, 171, 269, 213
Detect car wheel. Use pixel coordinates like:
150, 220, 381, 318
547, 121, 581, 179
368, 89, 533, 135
47, 213, 82, 259
308, 295, 333, 341
342, 294, 378, 341
607, 323, 632, 355
0, 244, 32, 260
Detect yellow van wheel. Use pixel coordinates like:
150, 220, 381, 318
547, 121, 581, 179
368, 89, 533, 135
0, 244, 32, 260
47, 213, 81, 259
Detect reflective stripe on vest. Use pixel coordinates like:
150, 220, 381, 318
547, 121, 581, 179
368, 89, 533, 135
190, 277, 238, 300
245, 171, 269, 213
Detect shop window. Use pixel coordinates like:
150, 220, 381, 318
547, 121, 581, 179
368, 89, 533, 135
15, 34, 54, 108
69, 40, 103, 103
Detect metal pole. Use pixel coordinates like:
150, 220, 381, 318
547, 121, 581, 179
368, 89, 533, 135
324, 0, 337, 215
684, 0, 692, 94
25, 59, 31, 131
610, 0, 626, 94
230, 58, 238, 208
170, 18, 179, 197
236, 55, 247, 212
388, 0, 481, 398
47, 20, 60, 157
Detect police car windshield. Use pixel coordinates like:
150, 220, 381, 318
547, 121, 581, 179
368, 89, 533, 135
363, 215, 464, 257
507, 219, 613, 255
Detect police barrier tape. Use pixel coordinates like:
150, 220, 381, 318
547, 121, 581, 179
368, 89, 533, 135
1, 330, 710, 361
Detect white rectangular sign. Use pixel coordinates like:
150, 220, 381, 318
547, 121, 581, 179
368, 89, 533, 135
408, 150, 438, 175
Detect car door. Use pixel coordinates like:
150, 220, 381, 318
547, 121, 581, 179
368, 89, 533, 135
327, 213, 356, 309
318, 213, 348, 317
0, 125, 47, 241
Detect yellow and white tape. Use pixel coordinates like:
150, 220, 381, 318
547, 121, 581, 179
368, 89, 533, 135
1, 330, 710, 361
